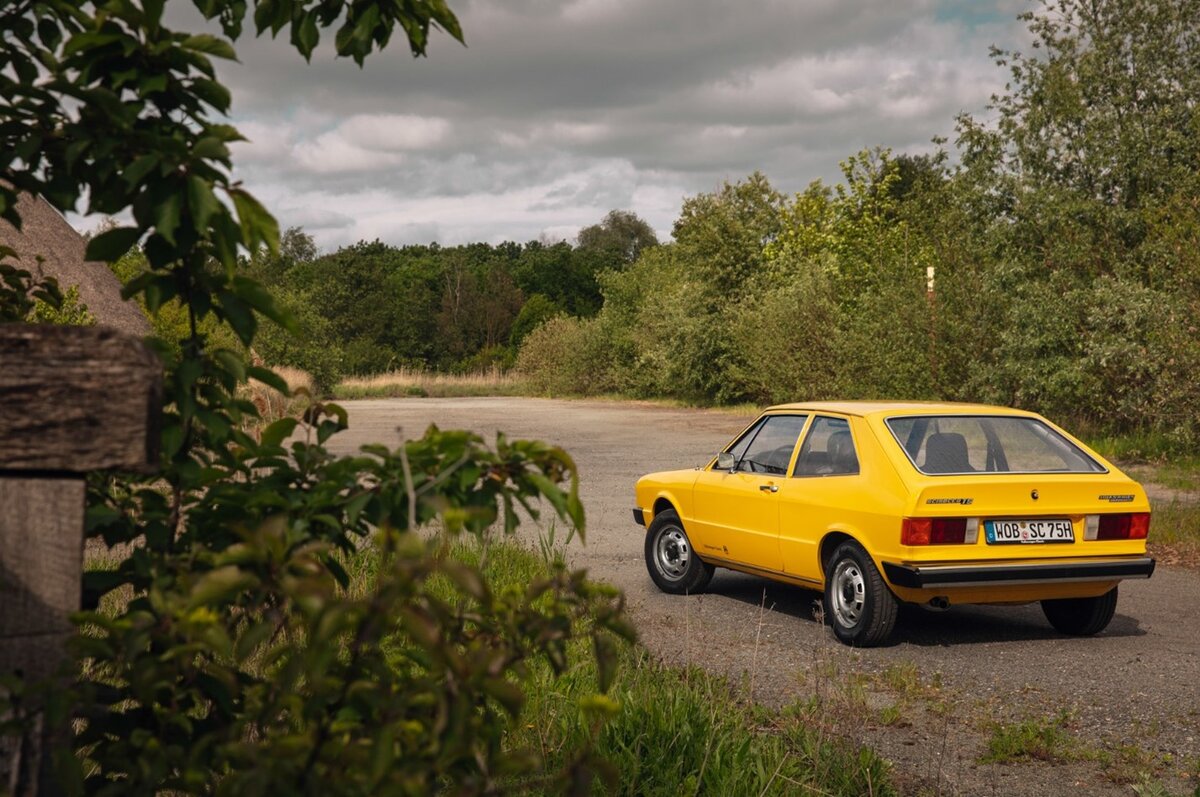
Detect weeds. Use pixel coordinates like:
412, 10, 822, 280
980, 711, 1078, 764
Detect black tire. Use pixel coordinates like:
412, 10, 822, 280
1041, 586, 1118, 636
644, 509, 714, 595
823, 541, 898, 647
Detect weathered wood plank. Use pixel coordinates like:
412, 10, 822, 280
0, 478, 86, 797
0, 325, 161, 473
0, 479, 85, 640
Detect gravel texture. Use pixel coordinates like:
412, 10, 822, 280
333, 397, 1200, 796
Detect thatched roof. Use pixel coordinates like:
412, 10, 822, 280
0, 193, 149, 336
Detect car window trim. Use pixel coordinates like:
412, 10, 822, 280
791, 414, 860, 478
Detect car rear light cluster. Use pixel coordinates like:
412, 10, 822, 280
1084, 512, 1150, 540
901, 517, 980, 545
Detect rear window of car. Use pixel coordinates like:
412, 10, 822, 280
885, 415, 1106, 475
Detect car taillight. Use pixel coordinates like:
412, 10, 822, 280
1088, 512, 1151, 540
901, 517, 978, 545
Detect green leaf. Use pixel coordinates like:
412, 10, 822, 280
186, 175, 221, 233
247, 364, 288, 393
154, 192, 182, 246
229, 188, 279, 254
84, 226, 140, 262
294, 12, 319, 59
187, 566, 257, 609
191, 77, 232, 112
593, 633, 618, 692
260, 417, 299, 448
192, 136, 230, 161
123, 153, 161, 187
183, 34, 237, 60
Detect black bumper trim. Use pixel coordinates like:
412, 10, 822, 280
632, 507, 646, 527
882, 557, 1156, 589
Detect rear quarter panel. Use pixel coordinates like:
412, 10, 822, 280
779, 416, 909, 582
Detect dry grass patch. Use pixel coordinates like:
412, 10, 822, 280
335, 366, 526, 399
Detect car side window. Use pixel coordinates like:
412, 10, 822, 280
738, 415, 809, 475
722, 418, 766, 467
793, 416, 859, 476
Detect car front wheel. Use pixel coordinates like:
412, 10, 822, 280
1041, 586, 1118, 636
824, 541, 898, 647
644, 509, 714, 594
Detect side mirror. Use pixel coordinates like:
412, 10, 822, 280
716, 451, 736, 471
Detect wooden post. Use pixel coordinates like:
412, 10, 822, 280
0, 325, 160, 797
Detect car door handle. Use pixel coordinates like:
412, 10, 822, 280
759, 483, 779, 493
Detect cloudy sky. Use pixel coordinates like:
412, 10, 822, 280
201, 0, 1032, 250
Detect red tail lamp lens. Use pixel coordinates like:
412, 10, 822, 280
902, 517, 967, 545
1098, 512, 1150, 540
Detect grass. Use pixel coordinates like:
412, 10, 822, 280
245, 364, 315, 424
1144, 501, 1200, 568
980, 711, 1079, 764
334, 366, 526, 399
979, 711, 1183, 787
418, 534, 894, 796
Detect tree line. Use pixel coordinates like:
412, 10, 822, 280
517, 0, 1200, 451
109, 0, 1200, 452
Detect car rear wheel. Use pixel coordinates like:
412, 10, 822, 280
644, 509, 714, 594
824, 541, 898, 647
1041, 586, 1118, 636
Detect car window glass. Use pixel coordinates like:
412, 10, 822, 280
793, 416, 859, 476
723, 418, 767, 466
738, 415, 808, 474
885, 416, 1104, 474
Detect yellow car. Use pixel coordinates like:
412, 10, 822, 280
633, 402, 1154, 646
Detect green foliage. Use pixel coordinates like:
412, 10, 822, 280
1, 1, 647, 795
514, 0, 1200, 450
980, 712, 1078, 764
516, 315, 613, 396
76, 418, 630, 794
577, 209, 659, 266
28, 284, 96, 325
0, 255, 63, 322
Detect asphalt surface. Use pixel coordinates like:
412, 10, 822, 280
332, 397, 1200, 796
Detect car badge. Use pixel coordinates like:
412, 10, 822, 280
1031, 489, 1039, 500
1099, 494, 1134, 502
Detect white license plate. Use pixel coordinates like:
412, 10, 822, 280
985, 518, 1074, 544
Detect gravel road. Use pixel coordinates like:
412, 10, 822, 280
333, 397, 1200, 796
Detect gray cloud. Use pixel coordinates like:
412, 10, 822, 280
195, 0, 1034, 249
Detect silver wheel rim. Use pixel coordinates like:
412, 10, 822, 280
831, 559, 866, 628
654, 527, 691, 581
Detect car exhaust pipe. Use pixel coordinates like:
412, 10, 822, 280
927, 596, 951, 611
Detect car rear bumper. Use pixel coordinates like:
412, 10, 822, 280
882, 556, 1155, 589
632, 507, 646, 527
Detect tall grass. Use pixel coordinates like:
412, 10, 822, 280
247, 364, 315, 423
386, 534, 895, 796
334, 366, 526, 399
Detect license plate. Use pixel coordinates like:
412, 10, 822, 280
985, 518, 1074, 544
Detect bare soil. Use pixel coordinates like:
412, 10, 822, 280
333, 397, 1200, 796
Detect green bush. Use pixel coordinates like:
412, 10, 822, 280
516, 315, 613, 396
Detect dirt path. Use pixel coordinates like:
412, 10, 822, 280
333, 397, 1200, 796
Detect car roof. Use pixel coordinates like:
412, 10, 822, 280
763, 401, 1042, 419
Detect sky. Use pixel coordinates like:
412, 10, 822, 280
180, 0, 1033, 251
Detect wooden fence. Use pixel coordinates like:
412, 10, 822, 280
0, 324, 160, 796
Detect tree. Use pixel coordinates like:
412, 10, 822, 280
577, 209, 658, 266
0, 2, 631, 794
958, 0, 1200, 212
672, 172, 784, 297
